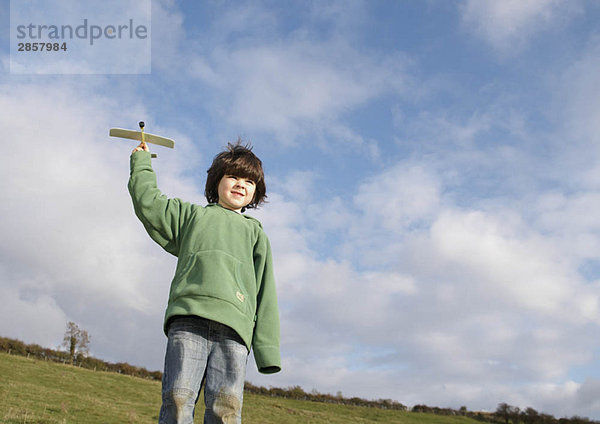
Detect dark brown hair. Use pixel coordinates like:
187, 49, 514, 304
205, 139, 267, 211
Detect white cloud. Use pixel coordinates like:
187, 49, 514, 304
534, 191, 600, 261
190, 42, 409, 145
354, 164, 441, 230
460, 0, 582, 56
574, 380, 600, 417
245, 154, 600, 417
178, 1, 413, 156
10, 0, 152, 74
148, 0, 185, 74
0, 281, 67, 348
430, 210, 574, 315
0, 79, 198, 363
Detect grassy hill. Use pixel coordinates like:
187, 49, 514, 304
0, 352, 486, 424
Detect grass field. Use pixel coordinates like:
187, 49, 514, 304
0, 352, 483, 423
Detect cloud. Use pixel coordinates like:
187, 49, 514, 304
0, 78, 202, 366
148, 0, 185, 74
189, 42, 410, 148
177, 1, 413, 158
575, 380, 600, 417
246, 152, 600, 417
429, 210, 581, 316
0, 281, 67, 349
9, 0, 152, 74
460, 0, 582, 56
354, 164, 441, 231
2, 82, 149, 308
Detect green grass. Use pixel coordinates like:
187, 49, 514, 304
0, 352, 160, 423
0, 352, 483, 424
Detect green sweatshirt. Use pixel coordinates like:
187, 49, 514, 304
128, 151, 281, 374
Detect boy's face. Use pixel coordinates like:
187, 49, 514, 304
217, 174, 256, 212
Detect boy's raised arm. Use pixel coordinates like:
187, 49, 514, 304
128, 150, 192, 257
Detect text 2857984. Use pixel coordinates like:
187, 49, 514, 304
17, 42, 67, 52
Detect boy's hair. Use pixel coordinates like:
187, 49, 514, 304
205, 139, 267, 211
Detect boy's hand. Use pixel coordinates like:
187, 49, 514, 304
132, 141, 149, 154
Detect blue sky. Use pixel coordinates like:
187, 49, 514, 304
2, 0, 600, 419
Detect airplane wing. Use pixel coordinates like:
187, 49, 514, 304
109, 128, 175, 148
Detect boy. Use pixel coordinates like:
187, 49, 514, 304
128, 140, 281, 424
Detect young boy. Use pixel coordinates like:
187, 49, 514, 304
128, 140, 281, 424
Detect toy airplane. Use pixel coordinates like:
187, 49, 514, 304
109, 121, 174, 158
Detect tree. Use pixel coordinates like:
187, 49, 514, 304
497, 403, 521, 424
523, 407, 540, 424
540, 413, 557, 424
62, 321, 90, 365
512, 406, 522, 424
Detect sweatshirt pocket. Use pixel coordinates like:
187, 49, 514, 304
170, 250, 252, 315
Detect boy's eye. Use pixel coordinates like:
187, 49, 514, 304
227, 175, 254, 185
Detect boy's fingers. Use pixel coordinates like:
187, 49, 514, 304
132, 141, 149, 153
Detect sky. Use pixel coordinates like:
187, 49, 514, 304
2, 0, 600, 419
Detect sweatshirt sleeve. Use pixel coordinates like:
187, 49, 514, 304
252, 231, 282, 374
127, 151, 192, 257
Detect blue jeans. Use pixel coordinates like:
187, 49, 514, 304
159, 316, 249, 424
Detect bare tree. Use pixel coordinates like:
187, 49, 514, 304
62, 321, 91, 365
